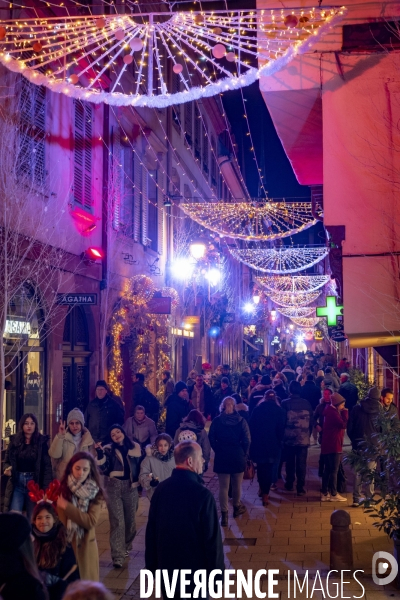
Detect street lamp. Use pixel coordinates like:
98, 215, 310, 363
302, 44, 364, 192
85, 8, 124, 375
252, 292, 260, 305
270, 309, 277, 321
189, 240, 207, 260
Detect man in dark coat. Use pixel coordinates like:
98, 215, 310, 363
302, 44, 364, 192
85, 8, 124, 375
165, 381, 194, 438
213, 377, 233, 409
380, 387, 398, 420
281, 380, 313, 496
188, 374, 216, 419
300, 375, 321, 410
131, 373, 160, 423
85, 380, 125, 443
248, 375, 271, 416
338, 373, 359, 412
145, 441, 224, 599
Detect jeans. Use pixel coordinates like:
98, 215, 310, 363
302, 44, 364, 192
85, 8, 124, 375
321, 453, 341, 496
10, 472, 35, 520
353, 460, 376, 502
106, 478, 139, 563
284, 446, 308, 491
257, 462, 274, 495
218, 473, 244, 512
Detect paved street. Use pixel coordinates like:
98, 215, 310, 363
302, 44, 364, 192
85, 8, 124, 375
98, 445, 400, 599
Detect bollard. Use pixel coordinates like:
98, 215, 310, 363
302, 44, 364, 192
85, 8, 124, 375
330, 509, 353, 570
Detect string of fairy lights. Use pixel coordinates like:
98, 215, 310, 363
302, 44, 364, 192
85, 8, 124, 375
0, 7, 346, 107
228, 246, 329, 273
256, 274, 331, 293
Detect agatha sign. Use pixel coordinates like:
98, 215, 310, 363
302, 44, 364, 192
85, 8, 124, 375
57, 294, 98, 305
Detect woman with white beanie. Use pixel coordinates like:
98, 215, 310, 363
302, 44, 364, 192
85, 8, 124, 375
49, 408, 95, 480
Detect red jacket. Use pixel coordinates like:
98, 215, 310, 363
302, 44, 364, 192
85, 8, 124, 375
321, 405, 348, 454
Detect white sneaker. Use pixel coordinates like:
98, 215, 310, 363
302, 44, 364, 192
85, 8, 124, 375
321, 493, 330, 501
330, 493, 347, 502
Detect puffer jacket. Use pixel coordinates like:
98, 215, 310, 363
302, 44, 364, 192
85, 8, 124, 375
248, 384, 271, 415
96, 442, 142, 486
3, 434, 52, 511
208, 412, 251, 474
347, 396, 381, 449
173, 420, 211, 467
281, 394, 313, 447
49, 428, 95, 480
139, 445, 176, 500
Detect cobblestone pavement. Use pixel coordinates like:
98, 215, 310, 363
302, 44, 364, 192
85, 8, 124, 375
98, 444, 400, 599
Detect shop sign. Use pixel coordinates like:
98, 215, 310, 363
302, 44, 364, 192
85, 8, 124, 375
57, 293, 97, 305
184, 316, 200, 324
5, 319, 31, 337
329, 323, 347, 343
147, 297, 171, 314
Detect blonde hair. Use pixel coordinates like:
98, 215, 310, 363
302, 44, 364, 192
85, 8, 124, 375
220, 396, 237, 413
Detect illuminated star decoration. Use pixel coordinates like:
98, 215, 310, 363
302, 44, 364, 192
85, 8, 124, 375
180, 201, 320, 241
0, 8, 346, 108
277, 307, 316, 318
228, 246, 329, 273
256, 274, 330, 293
268, 289, 322, 307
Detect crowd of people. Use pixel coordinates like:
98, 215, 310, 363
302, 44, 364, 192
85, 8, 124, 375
0, 355, 398, 599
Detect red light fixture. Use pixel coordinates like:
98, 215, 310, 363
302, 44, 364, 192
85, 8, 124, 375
81, 247, 104, 262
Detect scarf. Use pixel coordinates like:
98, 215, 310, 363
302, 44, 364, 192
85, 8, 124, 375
151, 445, 174, 462
133, 415, 146, 426
66, 475, 99, 541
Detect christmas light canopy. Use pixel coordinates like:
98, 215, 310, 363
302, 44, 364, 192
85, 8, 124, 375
316, 295, 343, 326
256, 274, 330, 293
229, 246, 329, 273
269, 289, 322, 307
277, 307, 316, 318
180, 201, 319, 241
0, 8, 345, 108
290, 316, 321, 328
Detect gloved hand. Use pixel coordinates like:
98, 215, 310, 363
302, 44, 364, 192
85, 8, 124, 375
150, 478, 159, 488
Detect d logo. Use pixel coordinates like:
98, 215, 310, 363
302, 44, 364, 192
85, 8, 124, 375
372, 551, 398, 585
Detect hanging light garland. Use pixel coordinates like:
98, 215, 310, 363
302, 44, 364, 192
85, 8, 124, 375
180, 201, 319, 241
277, 306, 316, 318
0, 8, 345, 108
290, 316, 321, 328
269, 289, 322, 307
257, 274, 330, 293
228, 246, 329, 273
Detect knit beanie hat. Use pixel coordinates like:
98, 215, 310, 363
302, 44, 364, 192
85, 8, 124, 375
67, 407, 85, 428
331, 393, 346, 407
0, 513, 31, 553
96, 379, 109, 390
175, 381, 188, 394
368, 386, 381, 401
221, 377, 230, 385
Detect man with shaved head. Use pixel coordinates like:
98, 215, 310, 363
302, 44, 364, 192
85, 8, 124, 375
145, 441, 224, 598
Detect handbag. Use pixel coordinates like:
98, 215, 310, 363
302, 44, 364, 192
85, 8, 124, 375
243, 459, 255, 481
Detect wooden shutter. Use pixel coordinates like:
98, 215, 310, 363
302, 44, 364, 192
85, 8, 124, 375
141, 166, 148, 246
111, 127, 122, 230
18, 79, 46, 188
73, 100, 93, 210
157, 170, 164, 255
133, 155, 141, 242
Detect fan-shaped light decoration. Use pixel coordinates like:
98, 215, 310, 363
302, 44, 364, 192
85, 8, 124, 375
257, 274, 330, 293
290, 317, 321, 328
180, 202, 318, 241
277, 307, 316, 318
0, 8, 345, 108
228, 246, 329, 273
269, 289, 322, 307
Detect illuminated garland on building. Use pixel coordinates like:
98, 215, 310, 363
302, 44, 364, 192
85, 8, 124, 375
290, 316, 321, 328
180, 201, 319, 241
0, 8, 345, 108
277, 307, 316, 318
269, 289, 322, 307
257, 274, 330, 293
229, 246, 329, 273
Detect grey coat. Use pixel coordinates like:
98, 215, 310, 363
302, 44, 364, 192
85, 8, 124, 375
139, 446, 176, 500
49, 428, 95, 480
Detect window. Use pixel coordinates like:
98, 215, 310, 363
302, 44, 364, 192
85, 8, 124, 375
17, 78, 47, 190
185, 102, 193, 146
342, 21, 400, 51
73, 100, 93, 210
147, 170, 158, 252
194, 105, 201, 161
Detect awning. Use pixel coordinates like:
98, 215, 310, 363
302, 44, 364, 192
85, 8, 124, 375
347, 333, 400, 349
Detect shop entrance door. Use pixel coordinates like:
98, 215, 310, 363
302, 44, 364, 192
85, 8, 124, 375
62, 306, 91, 417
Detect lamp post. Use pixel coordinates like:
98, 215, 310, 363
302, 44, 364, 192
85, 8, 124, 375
189, 240, 207, 260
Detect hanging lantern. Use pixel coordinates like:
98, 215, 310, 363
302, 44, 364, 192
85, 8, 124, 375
130, 38, 144, 52
95, 18, 106, 28
226, 52, 236, 62
173, 63, 183, 74
69, 74, 79, 84
284, 14, 298, 28
0, 27, 6, 40
212, 44, 226, 59
123, 54, 133, 65
114, 29, 125, 41
32, 42, 42, 52
213, 27, 222, 35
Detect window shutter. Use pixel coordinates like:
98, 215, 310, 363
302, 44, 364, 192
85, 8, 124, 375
73, 100, 93, 210
157, 170, 164, 255
111, 128, 122, 230
141, 166, 148, 246
18, 79, 46, 188
133, 155, 141, 242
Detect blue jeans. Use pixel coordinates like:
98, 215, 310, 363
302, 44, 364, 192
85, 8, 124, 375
10, 472, 35, 520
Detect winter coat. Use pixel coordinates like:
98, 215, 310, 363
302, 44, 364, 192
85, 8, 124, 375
300, 381, 321, 410
321, 405, 348, 454
49, 428, 95, 480
208, 412, 251, 474
236, 402, 249, 422
213, 386, 233, 410
323, 373, 340, 392
145, 469, 224, 595
273, 383, 289, 403
131, 383, 160, 423
124, 415, 158, 448
173, 421, 211, 467
188, 382, 216, 417
139, 445, 176, 500
237, 373, 251, 396
3, 434, 52, 512
281, 394, 313, 447
382, 403, 399, 420
0, 555, 47, 600
165, 393, 194, 438
84, 395, 124, 443
57, 495, 102, 581
96, 442, 142, 485
249, 401, 286, 464
313, 400, 330, 436
347, 397, 381, 448
163, 378, 175, 403
338, 380, 359, 411
281, 367, 296, 383
248, 384, 271, 415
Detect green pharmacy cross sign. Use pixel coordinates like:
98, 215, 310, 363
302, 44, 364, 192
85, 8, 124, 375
316, 296, 343, 327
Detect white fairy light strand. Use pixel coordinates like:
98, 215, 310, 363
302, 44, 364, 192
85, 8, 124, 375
268, 289, 322, 307
277, 306, 316, 318
228, 246, 329, 273
0, 8, 346, 108
256, 274, 330, 293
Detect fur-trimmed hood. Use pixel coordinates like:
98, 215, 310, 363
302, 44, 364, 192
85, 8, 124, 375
145, 443, 174, 462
